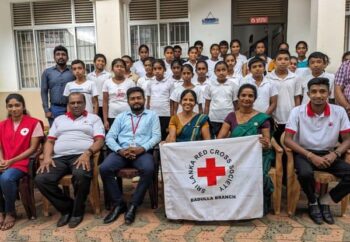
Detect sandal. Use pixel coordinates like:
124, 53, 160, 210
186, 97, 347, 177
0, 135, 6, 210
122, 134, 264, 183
1, 214, 16, 231
0, 213, 5, 228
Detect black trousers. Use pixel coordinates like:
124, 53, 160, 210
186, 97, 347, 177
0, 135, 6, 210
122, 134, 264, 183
210, 122, 223, 137
159, 116, 171, 141
35, 154, 93, 216
294, 151, 350, 204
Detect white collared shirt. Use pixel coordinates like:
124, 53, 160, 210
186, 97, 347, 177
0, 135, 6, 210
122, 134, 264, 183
203, 79, 239, 122
206, 59, 220, 80
87, 70, 112, 107
193, 78, 211, 104
137, 75, 155, 92
267, 70, 302, 124
234, 53, 247, 78
132, 60, 146, 78
286, 103, 350, 151
242, 76, 278, 113
146, 77, 174, 117
169, 76, 184, 88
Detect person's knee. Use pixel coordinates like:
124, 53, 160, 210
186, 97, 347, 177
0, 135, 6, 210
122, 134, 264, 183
297, 169, 314, 181
0, 173, 16, 186
34, 173, 49, 187
72, 168, 92, 181
140, 156, 155, 175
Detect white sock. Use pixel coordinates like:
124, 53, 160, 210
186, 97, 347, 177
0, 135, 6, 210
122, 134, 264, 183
309, 201, 318, 206
319, 193, 333, 205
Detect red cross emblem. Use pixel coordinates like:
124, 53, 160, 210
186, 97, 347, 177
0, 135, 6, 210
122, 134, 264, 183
197, 158, 226, 186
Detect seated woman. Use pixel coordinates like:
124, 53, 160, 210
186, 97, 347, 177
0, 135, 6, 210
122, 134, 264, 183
0, 94, 43, 230
217, 84, 274, 214
166, 89, 211, 142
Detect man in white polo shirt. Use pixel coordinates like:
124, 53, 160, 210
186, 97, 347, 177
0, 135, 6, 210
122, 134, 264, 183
285, 77, 350, 225
35, 92, 105, 228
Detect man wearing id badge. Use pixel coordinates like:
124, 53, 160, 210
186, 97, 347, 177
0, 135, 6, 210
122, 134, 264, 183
100, 87, 161, 225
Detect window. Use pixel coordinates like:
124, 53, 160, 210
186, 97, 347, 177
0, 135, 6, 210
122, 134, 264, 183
12, 0, 95, 89
129, 0, 189, 60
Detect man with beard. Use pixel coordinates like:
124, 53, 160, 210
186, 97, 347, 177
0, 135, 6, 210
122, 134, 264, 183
41, 45, 75, 126
35, 92, 105, 228
99, 86, 161, 225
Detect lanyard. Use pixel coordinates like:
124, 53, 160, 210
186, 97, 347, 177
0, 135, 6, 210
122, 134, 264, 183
131, 114, 143, 136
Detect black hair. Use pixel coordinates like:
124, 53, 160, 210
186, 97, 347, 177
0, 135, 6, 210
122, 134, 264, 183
275, 50, 291, 59
307, 77, 330, 91
278, 42, 289, 50
6, 93, 27, 115
296, 41, 308, 49
68, 92, 86, 104
290, 56, 298, 62
255, 41, 266, 49
171, 59, 183, 68
173, 45, 182, 51
182, 64, 194, 74
142, 56, 155, 65
238, 84, 258, 101
214, 61, 228, 70
111, 58, 126, 69
196, 60, 208, 69
224, 53, 236, 62
248, 57, 265, 69
138, 44, 149, 53
194, 40, 204, 47
122, 55, 134, 63
307, 51, 329, 65
230, 39, 241, 48
219, 40, 229, 47
210, 43, 220, 50
127, 86, 145, 99
342, 51, 350, 62
71, 59, 85, 68
93, 53, 107, 63
153, 59, 166, 70
188, 46, 198, 54
164, 46, 174, 54
180, 89, 197, 104
53, 45, 68, 55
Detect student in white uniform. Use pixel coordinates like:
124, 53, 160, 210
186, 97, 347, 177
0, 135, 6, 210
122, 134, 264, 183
266, 49, 302, 142
170, 64, 203, 114
230, 39, 247, 78
219, 40, 229, 59
122, 55, 139, 83
204, 61, 239, 136
87, 54, 112, 119
132, 44, 149, 78
184, 46, 199, 82
194, 60, 211, 104
137, 57, 155, 92
63, 59, 98, 114
242, 57, 278, 115
163, 46, 174, 78
243, 41, 272, 76
289, 56, 298, 73
224, 53, 242, 86
146, 59, 174, 141
206, 43, 220, 80
102, 58, 135, 130
295, 41, 310, 77
169, 60, 183, 88
300, 52, 335, 104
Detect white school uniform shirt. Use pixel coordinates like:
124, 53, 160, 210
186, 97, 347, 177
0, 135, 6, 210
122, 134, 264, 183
63, 80, 98, 113
137, 75, 155, 92
170, 85, 203, 113
267, 70, 302, 124
184, 60, 198, 81
146, 77, 174, 117
169, 76, 184, 89
132, 60, 146, 78
102, 78, 135, 118
87, 70, 112, 107
234, 53, 247, 78
285, 103, 350, 151
300, 72, 335, 105
164, 60, 173, 78
206, 59, 220, 80
227, 74, 243, 87
203, 79, 239, 123
241, 76, 278, 113
193, 78, 211, 104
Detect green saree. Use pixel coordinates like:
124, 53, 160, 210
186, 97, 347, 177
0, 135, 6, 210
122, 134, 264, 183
176, 114, 210, 142
230, 112, 274, 214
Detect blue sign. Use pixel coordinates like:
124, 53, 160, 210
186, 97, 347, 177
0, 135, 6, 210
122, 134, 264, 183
202, 12, 219, 25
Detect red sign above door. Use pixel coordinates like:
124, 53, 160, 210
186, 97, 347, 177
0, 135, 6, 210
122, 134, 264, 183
250, 17, 269, 24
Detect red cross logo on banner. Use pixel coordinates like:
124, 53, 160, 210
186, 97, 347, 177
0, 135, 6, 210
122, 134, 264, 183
197, 158, 226, 186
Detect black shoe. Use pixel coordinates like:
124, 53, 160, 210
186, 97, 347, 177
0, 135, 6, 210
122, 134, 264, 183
308, 204, 323, 225
103, 202, 127, 224
319, 204, 335, 224
57, 213, 71, 227
124, 205, 137, 225
68, 216, 84, 228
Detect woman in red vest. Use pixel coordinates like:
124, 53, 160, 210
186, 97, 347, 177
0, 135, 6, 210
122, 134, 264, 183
0, 94, 43, 230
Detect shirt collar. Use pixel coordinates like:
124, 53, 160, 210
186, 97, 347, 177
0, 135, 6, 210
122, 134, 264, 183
126, 109, 148, 117
66, 110, 88, 120
91, 70, 108, 77
306, 102, 331, 117
54, 65, 69, 72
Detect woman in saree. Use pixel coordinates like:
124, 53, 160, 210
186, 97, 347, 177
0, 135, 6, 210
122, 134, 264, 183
217, 83, 274, 214
166, 89, 211, 142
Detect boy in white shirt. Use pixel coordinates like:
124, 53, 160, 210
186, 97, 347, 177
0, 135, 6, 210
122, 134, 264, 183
243, 41, 272, 76
64, 59, 98, 114
206, 43, 220, 80
204, 61, 239, 136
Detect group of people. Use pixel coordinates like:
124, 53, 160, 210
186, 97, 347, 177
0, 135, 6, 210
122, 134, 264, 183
1, 38, 350, 230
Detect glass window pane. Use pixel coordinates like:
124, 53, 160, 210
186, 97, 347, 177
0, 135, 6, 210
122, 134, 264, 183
130, 25, 138, 61
36, 29, 75, 77
160, 23, 168, 52
169, 22, 189, 54
16, 30, 38, 88
76, 27, 96, 73
139, 25, 158, 58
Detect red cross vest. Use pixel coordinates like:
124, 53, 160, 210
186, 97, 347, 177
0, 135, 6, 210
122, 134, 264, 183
0, 115, 43, 173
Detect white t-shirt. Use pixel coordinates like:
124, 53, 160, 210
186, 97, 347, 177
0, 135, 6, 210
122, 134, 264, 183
132, 60, 146, 78
234, 53, 247, 78
63, 80, 98, 113
137, 75, 155, 92
146, 77, 174, 117
193, 78, 211, 104
241, 76, 278, 113
267, 70, 302, 124
227, 74, 243, 87
164, 60, 173, 78
102, 78, 135, 118
169, 76, 184, 89
87, 70, 112, 107
170, 85, 203, 113
203, 79, 239, 122
300, 72, 335, 105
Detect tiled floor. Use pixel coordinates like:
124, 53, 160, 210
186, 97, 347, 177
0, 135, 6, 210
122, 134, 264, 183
2, 183, 350, 242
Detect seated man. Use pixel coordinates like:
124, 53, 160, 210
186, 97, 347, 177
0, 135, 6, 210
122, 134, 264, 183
100, 86, 161, 225
285, 77, 350, 225
35, 92, 105, 228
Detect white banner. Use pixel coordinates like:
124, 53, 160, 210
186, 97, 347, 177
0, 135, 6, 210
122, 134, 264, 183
160, 135, 263, 221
